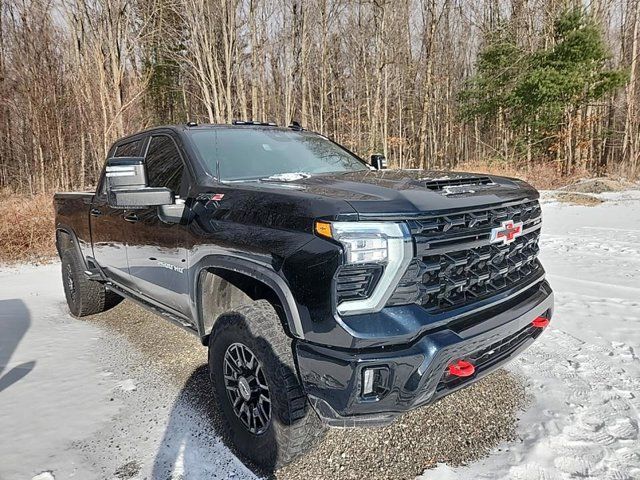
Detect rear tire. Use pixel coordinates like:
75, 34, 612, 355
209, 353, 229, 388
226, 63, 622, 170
208, 300, 325, 469
60, 248, 123, 317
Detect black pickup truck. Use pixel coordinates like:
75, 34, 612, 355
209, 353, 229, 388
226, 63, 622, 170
54, 122, 553, 468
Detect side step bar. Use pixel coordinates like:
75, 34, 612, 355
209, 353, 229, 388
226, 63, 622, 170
82, 258, 200, 339
84, 268, 104, 281
105, 282, 199, 337
83, 257, 108, 282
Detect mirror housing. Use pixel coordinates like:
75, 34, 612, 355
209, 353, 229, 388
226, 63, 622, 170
105, 157, 174, 209
105, 157, 147, 189
370, 154, 387, 170
108, 187, 174, 209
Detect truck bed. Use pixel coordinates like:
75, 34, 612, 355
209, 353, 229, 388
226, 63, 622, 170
54, 191, 96, 258
54, 191, 95, 199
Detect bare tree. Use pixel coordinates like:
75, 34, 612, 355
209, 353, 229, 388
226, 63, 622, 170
0, 0, 637, 194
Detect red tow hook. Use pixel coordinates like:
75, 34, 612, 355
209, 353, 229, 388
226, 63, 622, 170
531, 316, 550, 328
448, 360, 475, 378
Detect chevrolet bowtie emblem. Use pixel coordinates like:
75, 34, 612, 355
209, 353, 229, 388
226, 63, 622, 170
490, 220, 523, 245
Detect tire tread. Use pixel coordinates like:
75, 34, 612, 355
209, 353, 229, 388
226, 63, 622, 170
61, 248, 123, 317
209, 300, 325, 468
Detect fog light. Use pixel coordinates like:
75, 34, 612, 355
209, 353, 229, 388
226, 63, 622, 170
363, 369, 375, 395
361, 366, 390, 398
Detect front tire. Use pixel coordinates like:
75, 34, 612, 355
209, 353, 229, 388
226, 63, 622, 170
60, 248, 123, 317
208, 300, 324, 469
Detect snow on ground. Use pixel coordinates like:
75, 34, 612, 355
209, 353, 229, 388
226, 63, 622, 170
1, 191, 639, 480
422, 190, 640, 480
0, 264, 255, 480
0, 265, 120, 479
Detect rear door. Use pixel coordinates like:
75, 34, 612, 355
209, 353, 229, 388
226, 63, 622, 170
124, 134, 191, 316
90, 137, 147, 287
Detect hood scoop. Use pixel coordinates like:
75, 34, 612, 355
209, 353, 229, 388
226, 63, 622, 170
424, 176, 494, 191
424, 176, 497, 196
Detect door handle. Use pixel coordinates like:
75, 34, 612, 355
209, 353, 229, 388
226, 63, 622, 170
124, 213, 139, 223
90, 208, 102, 217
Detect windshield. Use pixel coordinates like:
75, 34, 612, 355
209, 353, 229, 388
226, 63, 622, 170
188, 127, 368, 181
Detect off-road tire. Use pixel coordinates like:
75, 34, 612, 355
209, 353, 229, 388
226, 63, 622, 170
208, 300, 325, 469
60, 248, 123, 317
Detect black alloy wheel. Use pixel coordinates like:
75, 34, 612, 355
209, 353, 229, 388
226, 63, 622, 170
208, 300, 326, 468
223, 342, 272, 435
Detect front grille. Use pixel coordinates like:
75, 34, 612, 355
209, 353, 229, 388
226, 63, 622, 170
388, 199, 543, 312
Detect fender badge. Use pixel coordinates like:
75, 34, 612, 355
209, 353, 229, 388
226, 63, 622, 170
157, 261, 185, 274
196, 193, 225, 207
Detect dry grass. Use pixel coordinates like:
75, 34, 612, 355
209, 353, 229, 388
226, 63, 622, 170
0, 193, 56, 264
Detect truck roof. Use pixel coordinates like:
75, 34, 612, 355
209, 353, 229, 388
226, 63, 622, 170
115, 122, 301, 145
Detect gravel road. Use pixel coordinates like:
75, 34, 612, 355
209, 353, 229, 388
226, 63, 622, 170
84, 300, 527, 480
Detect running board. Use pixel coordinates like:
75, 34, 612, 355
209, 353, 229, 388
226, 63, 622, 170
84, 257, 108, 282
105, 282, 199, 336
84, 268, 104, 281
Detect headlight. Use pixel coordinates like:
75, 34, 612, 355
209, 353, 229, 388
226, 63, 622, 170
316, 221, 413, 315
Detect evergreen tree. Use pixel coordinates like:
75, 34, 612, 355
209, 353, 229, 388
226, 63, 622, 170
461, 9, 627, 168
140, 0, 187, 125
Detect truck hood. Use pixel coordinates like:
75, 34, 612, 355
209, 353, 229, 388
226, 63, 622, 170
256, 170, 539, 217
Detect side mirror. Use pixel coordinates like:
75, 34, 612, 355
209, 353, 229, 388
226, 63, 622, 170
105, 157, 147, 189
370, 154, 387, 170
108, 187, 174, 209
105, 157, 174, 209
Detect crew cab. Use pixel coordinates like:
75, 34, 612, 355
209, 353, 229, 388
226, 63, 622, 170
54, 122, 553, 468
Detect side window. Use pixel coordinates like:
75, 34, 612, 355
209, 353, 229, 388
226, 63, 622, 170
145, 136, 185, 194
114, 139, 143, 157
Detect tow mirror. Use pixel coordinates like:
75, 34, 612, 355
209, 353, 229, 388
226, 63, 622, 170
105, 157, 174, 209
105, 157, 147, 189
370, 154, 387, 170
108, 187, 174, 209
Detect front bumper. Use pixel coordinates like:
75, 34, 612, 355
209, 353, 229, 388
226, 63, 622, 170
296, 280, 553, 427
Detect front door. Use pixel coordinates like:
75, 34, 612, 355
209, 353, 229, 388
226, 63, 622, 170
125, 134, 191, 317
90, 193, 132, 286
90, 136, 148, 287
